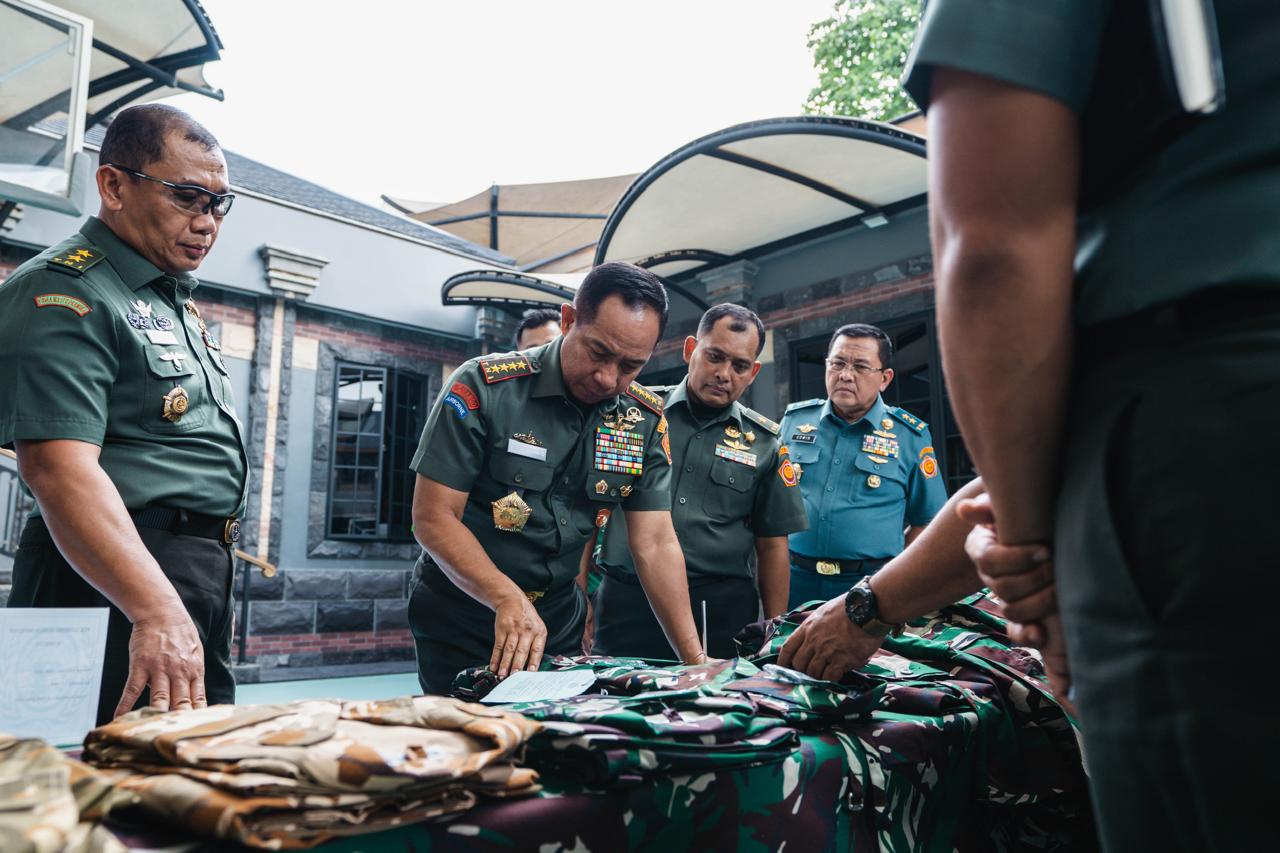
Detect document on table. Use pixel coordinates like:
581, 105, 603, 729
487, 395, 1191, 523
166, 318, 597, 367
479, 668, 598, 704
0, 608, 109, 746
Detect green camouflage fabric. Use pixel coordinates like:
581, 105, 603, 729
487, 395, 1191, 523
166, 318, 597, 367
0, 734, 134, 853
82, 696, 541, 850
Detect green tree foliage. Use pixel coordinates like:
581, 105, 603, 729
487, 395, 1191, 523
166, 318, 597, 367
804, 0, 923, 121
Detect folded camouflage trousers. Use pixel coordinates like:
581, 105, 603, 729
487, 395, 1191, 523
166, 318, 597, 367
81, 696, 542, 849
0, 734, 135, 853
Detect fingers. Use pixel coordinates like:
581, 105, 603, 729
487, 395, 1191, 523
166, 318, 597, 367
968, 531, 1051, 581
510, 631, 534, 675
148, 672, 172, 712
1007, 620, 1046, 649
980, 562, 1054, 602
114, 665, 149, 719
495, 632, 518, 678
999, 584, 1057, 624
528, 633, 546, 672
777, 626, 802, 668
192, 681, 209, 710
170, 675, 193, 712
954, 493, 994, 525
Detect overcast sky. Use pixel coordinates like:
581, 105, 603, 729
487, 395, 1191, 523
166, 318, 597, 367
165, 0, 837, 209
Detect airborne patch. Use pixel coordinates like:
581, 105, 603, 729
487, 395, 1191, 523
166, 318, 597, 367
626, 382, 664, 415
480, 354, 533, 384
33, 293, 92, 316
47, 246, 103, 275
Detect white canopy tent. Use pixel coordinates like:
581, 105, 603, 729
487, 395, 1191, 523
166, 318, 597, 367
595, 116, 928, 279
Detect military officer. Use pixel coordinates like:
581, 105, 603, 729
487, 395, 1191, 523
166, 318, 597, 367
0, 104, 246, 724
592, 304, 809, 659
782, 323, 946, 609
906, 0, 1280, 847
512, 307, 562, 350
409, 262, 706, 694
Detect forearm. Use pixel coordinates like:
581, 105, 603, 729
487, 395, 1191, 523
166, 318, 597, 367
903, 524, 926, 547
629, 528, 702, 662
869, 478, 987, 624
754, 536, 790, 619
18, 441, 182, 623
415, 512, 524, 610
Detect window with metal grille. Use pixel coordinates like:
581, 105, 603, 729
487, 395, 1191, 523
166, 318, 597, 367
327, 364, 428, 540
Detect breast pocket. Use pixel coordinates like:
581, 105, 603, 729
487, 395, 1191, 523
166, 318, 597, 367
788, 444, 819, 484
703, 457, 756, 522
141, 343, 209, 433
584, 471, 636, 505
851, 453, 906, 504
488, 452, 555, 493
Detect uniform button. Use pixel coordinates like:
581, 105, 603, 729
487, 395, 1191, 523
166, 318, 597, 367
695, 434, 703, 440
610, 489, 618, 497
833, 458, 841, 464
514, 474, 524, 483
559, 517, 567, 525
562, 477, 569, 485
826, 486, 833, 492
678, 497, 687, 504
685, 465, 694, 472
728, 476, 735, 484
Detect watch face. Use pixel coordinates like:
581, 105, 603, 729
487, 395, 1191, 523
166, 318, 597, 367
845, 583, 875, 625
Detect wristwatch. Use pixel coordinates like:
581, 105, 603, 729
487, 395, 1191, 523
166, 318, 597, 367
844, 577, 902, 638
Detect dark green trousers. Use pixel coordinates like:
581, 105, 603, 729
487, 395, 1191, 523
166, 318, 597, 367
593, 572, 760, 660
409, 555, 586, 695
7, 517, 236, 727
1057, 310, 1280, 852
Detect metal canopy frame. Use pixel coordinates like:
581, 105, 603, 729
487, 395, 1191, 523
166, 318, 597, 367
441, 269, 580, 310
595, 115, 927, 282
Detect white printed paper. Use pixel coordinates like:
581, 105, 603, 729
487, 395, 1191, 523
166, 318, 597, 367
0, 608, 109, 746
479, 668, 597, 704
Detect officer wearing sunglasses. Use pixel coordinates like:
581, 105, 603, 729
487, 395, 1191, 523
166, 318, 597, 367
0, 104, 247, 726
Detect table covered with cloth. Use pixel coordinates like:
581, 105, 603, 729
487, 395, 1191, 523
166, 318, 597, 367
7, 593, 1091, 851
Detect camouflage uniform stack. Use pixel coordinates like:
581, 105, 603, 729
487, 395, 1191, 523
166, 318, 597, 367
79, 696, 541, 849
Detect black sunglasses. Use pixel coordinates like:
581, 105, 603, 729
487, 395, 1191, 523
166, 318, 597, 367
109, 163, 235, 217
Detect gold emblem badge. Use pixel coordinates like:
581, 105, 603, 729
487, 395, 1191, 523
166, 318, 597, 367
796, 423, 817, 433
867, 454, 889, 464
492, 492, 532, 532
868, 474, 882, 489
724, 425, 742, 439
525, 590, 545, 604
881, 418, 894, 431
595, 479, 609, 495
874, 429, 896, 439
512, 431, 543, 447
619, 484, 633, 497
723, 438, 751, 452
162, 386, 189, 422
816, 560, 841, 576
743, 430, 755, 444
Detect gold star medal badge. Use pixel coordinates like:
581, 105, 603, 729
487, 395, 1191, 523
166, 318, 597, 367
162, 386, 189, 422
492, 492, 532, 533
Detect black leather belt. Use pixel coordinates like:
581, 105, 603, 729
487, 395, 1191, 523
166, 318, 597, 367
789, 552, 887, 576
1078, 286, 1280, 367
131, 506, 241, 545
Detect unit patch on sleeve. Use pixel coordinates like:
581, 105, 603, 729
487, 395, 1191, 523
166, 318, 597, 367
451, 382, 481, 410
626, 382, 664, 415
480, 354, 533, 384
778, 458, 799, 487
920, 455, 939, 479
33, 293, 92, 316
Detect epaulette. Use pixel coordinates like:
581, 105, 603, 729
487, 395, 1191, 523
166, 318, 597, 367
479, 352, 536, 384
784, 398, 823, 414
741, 406, 780, 436
889, 406, 927, 434
46, 245, 104, 276
626, 382, 664, 415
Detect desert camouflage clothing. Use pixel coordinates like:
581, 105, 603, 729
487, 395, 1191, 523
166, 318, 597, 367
81, 696, 541, 850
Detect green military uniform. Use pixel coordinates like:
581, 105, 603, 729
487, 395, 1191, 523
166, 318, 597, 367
0, 216, 248, 724
591, 378, 808, 659
408, 336, 673, 693
906, 2, 1280, 849
781, 395, 946, 609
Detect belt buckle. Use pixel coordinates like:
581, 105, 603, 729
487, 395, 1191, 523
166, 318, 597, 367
816, 560, 841, 576
525, 590, 545, 604
223, 518, 242, 545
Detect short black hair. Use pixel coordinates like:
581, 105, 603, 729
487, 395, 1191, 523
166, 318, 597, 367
828, 323, 894, 369
697, 303, 765, 357
573, 262, 669, 338
100, 104, 220, 171
512, 307, 561, 348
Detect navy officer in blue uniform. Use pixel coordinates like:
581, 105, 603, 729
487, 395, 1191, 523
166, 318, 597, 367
781, 323, 947, 608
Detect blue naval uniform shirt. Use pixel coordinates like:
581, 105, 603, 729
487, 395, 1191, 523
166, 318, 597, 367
781, 394, 947, 561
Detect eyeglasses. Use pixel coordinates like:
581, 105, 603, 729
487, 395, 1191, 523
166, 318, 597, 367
825, 358, 885, 377
109, 163, 235, 217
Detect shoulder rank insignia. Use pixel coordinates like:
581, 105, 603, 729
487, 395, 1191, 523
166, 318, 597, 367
784, 398, 824, 414
889, 406, 927, 434
626, 381, 664, 415
46, 246, 103, 275
480, 353, 534, 384
741, 406, 780, 436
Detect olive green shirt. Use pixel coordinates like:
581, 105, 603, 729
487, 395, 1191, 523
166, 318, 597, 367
904, 0, 1280, 325
410, 337, 672, 593
598, 379, 808, 582
0, 217, 248, 516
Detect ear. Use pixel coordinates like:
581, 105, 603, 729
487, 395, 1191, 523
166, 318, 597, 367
747, 361, 762, 383
97, 164, 126, 212
879, 367, 894, 392
682, 336, 697, 363
560, 303, 577, 334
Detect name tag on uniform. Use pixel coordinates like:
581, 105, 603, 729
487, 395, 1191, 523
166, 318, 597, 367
146, 329, 180, 345
507, 438, 548, 461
